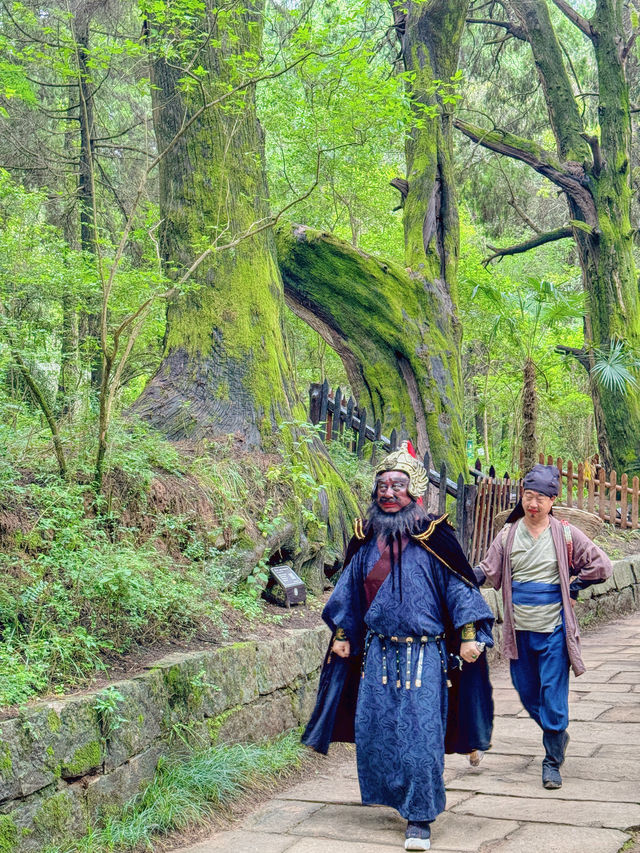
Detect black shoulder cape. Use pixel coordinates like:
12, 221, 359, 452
302, 514, 494, 756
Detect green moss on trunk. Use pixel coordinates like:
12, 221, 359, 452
132, 1, 295, 445
277, 224, 466, 473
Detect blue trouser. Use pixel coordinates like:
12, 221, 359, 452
510, 624, 570, 733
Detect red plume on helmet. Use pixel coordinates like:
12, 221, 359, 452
405, 440, 424, 506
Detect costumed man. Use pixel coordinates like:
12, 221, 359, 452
302, 442, 494, 852
476, 464, 612, 789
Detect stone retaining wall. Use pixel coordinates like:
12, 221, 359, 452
2, 553, 639, 852
0, 626, 330, 852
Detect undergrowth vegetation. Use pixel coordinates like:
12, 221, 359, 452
0, 406, 368, 707
42, 729, 308, 853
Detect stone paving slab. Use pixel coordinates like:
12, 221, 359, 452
598, 703, 640, 721
610, 671, 640, 683
453, 794, 640, 829
573, 689, 638, 703
243, 800, 325, 834
560, 756, 640, 782
493, 716, 640, 744
284, 803, 406, 845
489, 734, 594, 756
570, 681, 632, 693
180, 830, 295, 853
447, 770, 640, 803
285, 840, 438, 853
427, 812, 519, 851
487, 824, 629, 853
444, 754, 534, 777
561, 701, 614, 720
277, 776, 363, 805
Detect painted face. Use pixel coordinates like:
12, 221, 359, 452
521, 489, 556, 520
375, 470, 412, 513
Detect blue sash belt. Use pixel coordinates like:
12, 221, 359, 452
512, 580, 562, 606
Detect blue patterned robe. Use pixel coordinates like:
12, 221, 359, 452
320, 537, 494, 822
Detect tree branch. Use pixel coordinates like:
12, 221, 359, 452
555, 344, 590, 372
549, 0, 593, 38
580, 132, 604, 175
483, 226, 573, 265
454, 118, 598, 226
466, 17, 526, 39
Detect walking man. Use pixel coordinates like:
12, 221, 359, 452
303, 442, 494, 851
476, 464, 612, 788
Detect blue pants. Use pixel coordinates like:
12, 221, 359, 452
510, 624, 570, 732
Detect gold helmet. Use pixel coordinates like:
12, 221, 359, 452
375, 441, 429, 500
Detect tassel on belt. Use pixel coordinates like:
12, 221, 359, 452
362, 630, 446, 689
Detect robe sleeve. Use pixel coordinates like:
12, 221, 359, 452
322, 545, 369, 655
478, 530, 505, 591
442, 568, 495, 648
568, 525, 613, 599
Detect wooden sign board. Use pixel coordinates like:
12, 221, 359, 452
263, 564, 306, 608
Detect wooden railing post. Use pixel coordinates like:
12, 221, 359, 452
357, 407, 367, 458
309, 383, 322, 425
331, 387, 342, 441
438, 461, 447, 516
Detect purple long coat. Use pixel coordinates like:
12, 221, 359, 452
479, 516, 612, 675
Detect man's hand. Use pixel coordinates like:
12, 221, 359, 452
460, 640, 482, 663
331, 639, 351, 658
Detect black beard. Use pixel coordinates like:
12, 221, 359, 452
366, 500, 426, 538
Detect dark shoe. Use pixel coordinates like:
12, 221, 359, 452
405, 821, 431, 851
542, 762, 562, 789
542, 730, 570, 789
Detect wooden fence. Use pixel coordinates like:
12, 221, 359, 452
309, 383, 640, 562
309, 381, 480, 557
533, 453, 639, 529
309, 381, 399, 457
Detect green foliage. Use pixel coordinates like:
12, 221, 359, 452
590, 341, 640, 395
93, 688, 128, 748
43, 729, 306, 853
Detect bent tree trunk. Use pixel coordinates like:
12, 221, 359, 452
278, 223, 461, 468
132, 1, 294, 445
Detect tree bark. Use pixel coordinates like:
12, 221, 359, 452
386, 0, 470, 472
521, 356, 538, 472
459, 0, 640, 473
277, 223, 443, 459
131, 1, 295, 445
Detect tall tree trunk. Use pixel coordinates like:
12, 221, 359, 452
390, 0, 470, 473
132, 1, 295, 444
521, 356, 537, 472
458, 0, 640, 473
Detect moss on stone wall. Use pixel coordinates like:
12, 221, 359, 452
63, 741, 102, 777
0, 815, 18, 853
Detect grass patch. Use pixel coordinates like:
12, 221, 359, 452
43, 729, 307, 853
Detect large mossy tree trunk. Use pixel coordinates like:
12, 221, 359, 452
457, 0, 640, 473
389, 0, 470, 473
131, 0, 295, 445
130, 1, 358, 577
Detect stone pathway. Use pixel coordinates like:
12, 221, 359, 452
180, 613, 640, 853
